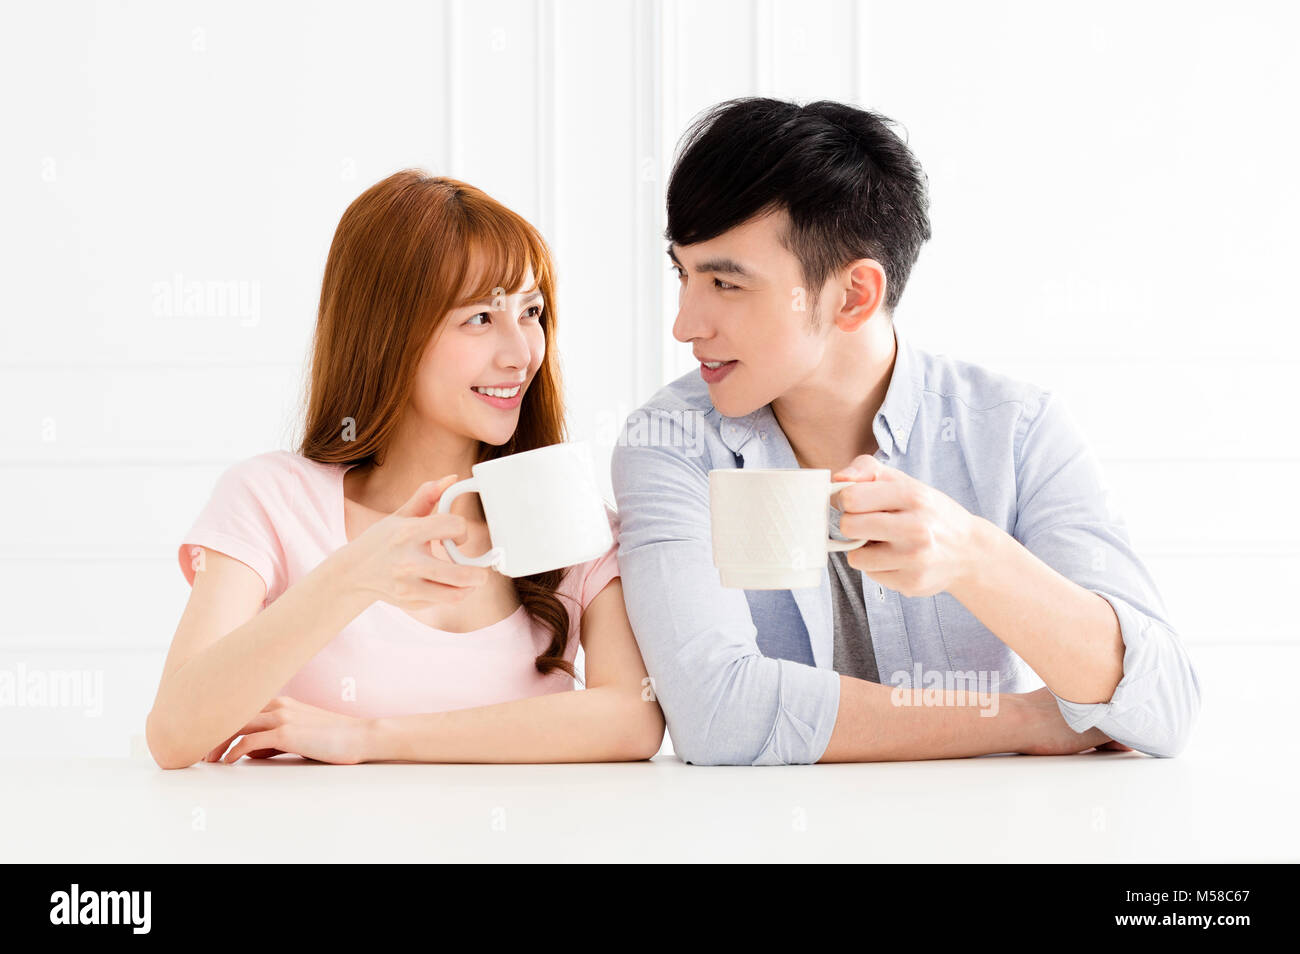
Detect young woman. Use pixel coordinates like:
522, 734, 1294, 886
146, 170, 664, 768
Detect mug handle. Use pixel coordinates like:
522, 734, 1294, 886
434, 477, 505, 569
826, 480, 870, 552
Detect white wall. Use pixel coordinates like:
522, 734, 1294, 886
2, 0, 1295, 756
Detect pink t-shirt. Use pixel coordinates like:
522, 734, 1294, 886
176, 450, 621, 719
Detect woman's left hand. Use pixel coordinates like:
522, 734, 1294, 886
205, 696, 374, 765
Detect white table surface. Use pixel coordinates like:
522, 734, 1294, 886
4, 645, 1295, 863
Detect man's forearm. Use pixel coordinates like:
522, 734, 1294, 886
366, 686, 664, 763
819, 674, 1035, 761
948, 517, 1126, 704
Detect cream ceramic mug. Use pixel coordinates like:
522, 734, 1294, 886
435, 441, 612, 577
709, 468, 869, 589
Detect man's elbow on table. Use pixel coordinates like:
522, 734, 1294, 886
1122, 715, 1197, 759
673, 719, 819, 766
654, 678, 756, 766
670, 728, 748, 766
1145, 674, 1203, 759
1098, 652, 1203, 759
658, 663, 809, 767
1080, 593, 1204, 759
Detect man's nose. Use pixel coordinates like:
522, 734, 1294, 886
672, 293, 708, 344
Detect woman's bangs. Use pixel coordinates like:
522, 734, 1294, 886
453, 212, 551, 307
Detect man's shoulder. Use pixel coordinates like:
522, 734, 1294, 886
914, 344, 1048, 416
635, 366, 716, 416
611, 368, 719, 475
617, 367, 719, 445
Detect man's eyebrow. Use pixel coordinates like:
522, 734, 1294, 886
665, 244, 755, 279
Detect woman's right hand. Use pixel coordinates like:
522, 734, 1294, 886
336, 474, 491, 611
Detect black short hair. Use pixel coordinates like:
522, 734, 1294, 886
666, 97, 932, 315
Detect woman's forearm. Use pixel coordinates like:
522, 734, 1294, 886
148, 551, 374, 768
367, 686, 665, 763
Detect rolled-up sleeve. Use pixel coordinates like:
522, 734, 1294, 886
610, 409, 841, 765
1012, 391, 1202, 758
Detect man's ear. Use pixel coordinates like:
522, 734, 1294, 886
833, 258, 888, 331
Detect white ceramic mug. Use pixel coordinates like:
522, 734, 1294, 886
709, 468, 869, 589
435, 441, 613, 578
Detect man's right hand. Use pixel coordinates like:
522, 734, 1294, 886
1014, 686, 1133, 756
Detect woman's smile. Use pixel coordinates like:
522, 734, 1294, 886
470, 382, 524, 409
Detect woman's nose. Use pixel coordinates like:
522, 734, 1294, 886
497, 322, 532, 368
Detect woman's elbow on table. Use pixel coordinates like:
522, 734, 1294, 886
609, 689, 665, 761
145, 709, 198, 770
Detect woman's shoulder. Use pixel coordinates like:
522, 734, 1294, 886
573, 503, 622, 568
180, 450, 344, 594
557, 503, 622, 610
215, 449, 340, 504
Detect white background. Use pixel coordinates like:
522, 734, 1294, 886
1, 0, 1296, 758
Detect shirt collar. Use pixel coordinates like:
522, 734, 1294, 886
871, 322, 922, 459
717, 321, 923, 461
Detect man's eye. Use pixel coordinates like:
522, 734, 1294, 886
670, 264, 685, 279
714, 278, 738, 290
466, 312, 490, 326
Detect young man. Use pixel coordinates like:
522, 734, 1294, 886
611, 97, 1201, 765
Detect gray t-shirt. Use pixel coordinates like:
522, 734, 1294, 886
827, 504, 879, 683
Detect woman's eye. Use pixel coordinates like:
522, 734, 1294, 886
466, 312, 490, 326
523, 305, 543, 320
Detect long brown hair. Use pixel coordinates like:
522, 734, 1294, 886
298, 170, 576, 679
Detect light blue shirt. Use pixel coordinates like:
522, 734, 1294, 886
610, 324, 1202, 764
